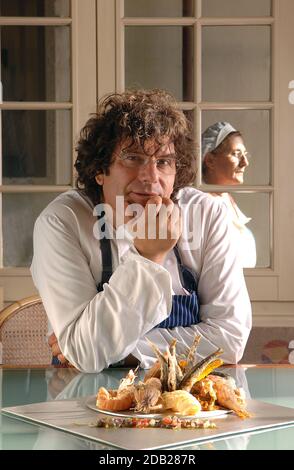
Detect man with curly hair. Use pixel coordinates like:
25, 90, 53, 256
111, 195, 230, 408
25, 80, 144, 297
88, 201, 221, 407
31, 89, 251, 372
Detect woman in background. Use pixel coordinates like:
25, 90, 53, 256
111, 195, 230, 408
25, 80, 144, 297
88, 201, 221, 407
202, 121, 256, 268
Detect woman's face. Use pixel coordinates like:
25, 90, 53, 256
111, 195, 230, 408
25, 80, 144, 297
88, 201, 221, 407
204, 135, 249, 185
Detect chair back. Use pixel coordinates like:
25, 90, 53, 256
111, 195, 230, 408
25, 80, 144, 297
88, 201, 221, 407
0, 295, 51, 366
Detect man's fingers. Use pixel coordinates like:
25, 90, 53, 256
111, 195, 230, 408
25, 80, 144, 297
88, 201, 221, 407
166, 204, 182, 240
48, 332, 72, 367
57, 354, 74, 367
161, 197, 174, 217
147, 195, 162, 205
57, 354, 68, 364
146, 195, 162, 215
49, 332, 69, 362
51, 341, 62, 357
169, 202, 180, 220
48, 332, 57, 347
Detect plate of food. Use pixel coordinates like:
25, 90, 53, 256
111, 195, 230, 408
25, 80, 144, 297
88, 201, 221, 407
86, 395, 231, 419
89, 335, 250, 428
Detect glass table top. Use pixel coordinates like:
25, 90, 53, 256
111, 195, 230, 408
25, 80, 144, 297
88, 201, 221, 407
1, 365, 294, 450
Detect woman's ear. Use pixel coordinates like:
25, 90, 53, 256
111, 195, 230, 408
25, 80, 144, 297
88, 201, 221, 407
95, 173, 104, 186
203, 153, 216, 170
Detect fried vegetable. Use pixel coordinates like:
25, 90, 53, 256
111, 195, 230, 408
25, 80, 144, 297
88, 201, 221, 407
162, 390, 201, 416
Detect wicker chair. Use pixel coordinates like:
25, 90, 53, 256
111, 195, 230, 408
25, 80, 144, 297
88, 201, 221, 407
0, 295, 52, 366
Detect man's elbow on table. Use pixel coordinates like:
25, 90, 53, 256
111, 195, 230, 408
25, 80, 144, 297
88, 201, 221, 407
55, 333, 106, 373
60, 348, 107, 373
58, 327, 137, 373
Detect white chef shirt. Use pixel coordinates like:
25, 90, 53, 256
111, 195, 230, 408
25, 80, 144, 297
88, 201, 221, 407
31, 187, 252, 372
219, 193, 257, 268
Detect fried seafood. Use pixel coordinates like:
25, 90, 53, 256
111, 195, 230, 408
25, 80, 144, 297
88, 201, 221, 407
133, 377, 162, 413
162, 390, 201, 416
167, 339, 183, 391
191, 374, 250, 418
143, 361, 161, 382
183, 334, 201, 373
208, 375, 251, 419
210, 370, 237, 388
96, 367, 138, 411
191, 377, 217, 411
146, 338, 184, 392
117, 367, 138, 392
179, 348, 223, 392
95, 335, 251, 419
96, 387, 135, 411
146, 339, 169, 391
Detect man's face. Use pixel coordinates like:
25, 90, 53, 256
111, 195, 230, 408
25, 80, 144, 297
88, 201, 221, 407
95, 138, 176, 224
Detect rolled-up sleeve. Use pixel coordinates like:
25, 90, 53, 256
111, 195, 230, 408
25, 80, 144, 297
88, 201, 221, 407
31, 213, 172, 372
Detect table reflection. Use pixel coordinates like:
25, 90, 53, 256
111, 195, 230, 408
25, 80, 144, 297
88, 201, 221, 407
1, 365, 294, 450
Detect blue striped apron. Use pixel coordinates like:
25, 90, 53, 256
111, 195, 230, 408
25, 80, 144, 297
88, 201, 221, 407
156, 245, 200, 329
97, 227, 200, 329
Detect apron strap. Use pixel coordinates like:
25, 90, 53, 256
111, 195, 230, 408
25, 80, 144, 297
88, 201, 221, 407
97, 210, 113, 289
100, 236, 113, 285
173, 244, 182, 265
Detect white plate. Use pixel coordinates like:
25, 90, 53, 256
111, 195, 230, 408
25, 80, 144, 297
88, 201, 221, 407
85, 395, 231, 419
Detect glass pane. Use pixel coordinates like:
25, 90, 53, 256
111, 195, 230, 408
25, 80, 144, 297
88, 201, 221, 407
2, 193, 60, 267
1, 26, 71, 101
202, 109, 271, 185
232, 192, 271, 268
124, 0, 194, 17
202, 26, 271, 102
0, 0, 70, 17
202, 0, 272, 17
125, 26, 194, 101
2, 110, 72, 185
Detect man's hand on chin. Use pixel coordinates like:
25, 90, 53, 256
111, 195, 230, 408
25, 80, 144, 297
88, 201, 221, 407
134, 196, 182, 264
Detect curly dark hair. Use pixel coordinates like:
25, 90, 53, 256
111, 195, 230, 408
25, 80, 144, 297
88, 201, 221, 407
75, 89, 196, 205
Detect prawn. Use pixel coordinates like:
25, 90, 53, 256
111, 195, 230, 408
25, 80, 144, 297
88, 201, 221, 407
96, 368, 138, 411
96, 387, 134, 411
209, 375, 251, 419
